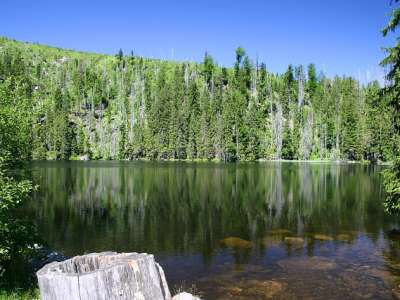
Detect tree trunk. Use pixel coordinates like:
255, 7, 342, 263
37, 252, 172, 300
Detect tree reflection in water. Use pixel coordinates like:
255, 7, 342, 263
22, 161, 399, 299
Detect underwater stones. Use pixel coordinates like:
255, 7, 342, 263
278, 256, 337, 271
313, 234, 334, 241
262, 235, 282, 248
344, 276, 386, 298
284, 237, 305, 248
364, 267, 393, 281
338, 270, 382, 294
393, 285, 400, 300
220, 237, 252, 249
346, 264, 399, 284
262, 229, 292, 248
218, 280, 285, 299
336, 234, 352, 242
219, 286, 243, 296
359, 266, 399, 285
243, 280, 284, 298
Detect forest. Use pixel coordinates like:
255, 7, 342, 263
1, 2, 400, 298
0, 37, 395, 162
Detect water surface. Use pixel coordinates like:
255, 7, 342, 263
22, 161, 400, 299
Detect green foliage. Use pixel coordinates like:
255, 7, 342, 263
202, 52, 214, 88
0, 289, 39, 300
0, 76, 32, 160
381, 2, 400, 214
306, 63, 317, 99
340, 78, 361, 160
383, 157, 400, 214
0, 47, 40, 287
382, 0, 400, 37
365, 81, 393, 161
0, 156, 39, 288
0, 168, 35, 271
0, 36, 394, 162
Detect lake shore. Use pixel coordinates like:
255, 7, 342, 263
38, 156, 393, 166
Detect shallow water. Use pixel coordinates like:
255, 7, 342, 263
21, 161, 400, 299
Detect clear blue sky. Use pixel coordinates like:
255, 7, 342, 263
1, 0, 396, 83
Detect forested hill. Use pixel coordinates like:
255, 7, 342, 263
0, 37, 394, 162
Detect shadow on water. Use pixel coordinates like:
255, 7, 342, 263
20, 161, 400, 299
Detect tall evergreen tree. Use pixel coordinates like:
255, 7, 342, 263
0, 37, 394, 165
381, 0, 400, 214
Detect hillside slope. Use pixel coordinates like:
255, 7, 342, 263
0, 37, 394, 161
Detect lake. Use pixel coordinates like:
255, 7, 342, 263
22, 161, 400, 299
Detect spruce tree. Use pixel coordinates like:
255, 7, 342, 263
381, 0, 400, 214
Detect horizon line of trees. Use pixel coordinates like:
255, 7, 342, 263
0, 37, 395, 162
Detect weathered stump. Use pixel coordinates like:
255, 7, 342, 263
37, 252, 172, 300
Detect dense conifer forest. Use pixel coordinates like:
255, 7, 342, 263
0, 37, 395, 162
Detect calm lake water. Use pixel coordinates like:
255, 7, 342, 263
22, 161, 400, 299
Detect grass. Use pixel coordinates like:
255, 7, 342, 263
0, 289, 39, 300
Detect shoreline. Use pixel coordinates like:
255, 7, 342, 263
27, 158, 393, 166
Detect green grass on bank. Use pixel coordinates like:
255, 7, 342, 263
0, 289, 39, 300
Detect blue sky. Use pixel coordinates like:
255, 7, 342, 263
1, 0, 396, 83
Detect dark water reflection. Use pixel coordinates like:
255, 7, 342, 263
22, 161, 400, 299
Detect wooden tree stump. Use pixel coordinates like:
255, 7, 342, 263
36, 252, 172, 300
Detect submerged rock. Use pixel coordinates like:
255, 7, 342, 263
278, 256, 337, 271
284, 237, 305, 248
361, 266, 397, 283
339, 270, 376, 289
262, 235, 283, 248
336, 234, 352, 242
338, 270, 389, 299
220, 237, 252, 249
313, 234, 334, 241
218, 279, 285, 299
243, 280, 284, 298
393, 287, 400, 300
218, 286, 243, 296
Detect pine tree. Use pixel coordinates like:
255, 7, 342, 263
307, 63, 317, 101
0, 36, 395, 166
381, 0, 400, 214
340, 78, 360, 160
